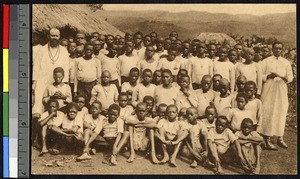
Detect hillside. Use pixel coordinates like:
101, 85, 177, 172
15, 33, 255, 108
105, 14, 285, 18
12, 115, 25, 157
98, 10, 296, 47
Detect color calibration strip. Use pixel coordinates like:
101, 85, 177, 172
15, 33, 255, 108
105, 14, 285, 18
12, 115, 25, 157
9, 5, 20, 178
3, 4, 10, 178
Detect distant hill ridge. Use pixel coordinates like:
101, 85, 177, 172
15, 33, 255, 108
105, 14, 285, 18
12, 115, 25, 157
99, 10, 296, 47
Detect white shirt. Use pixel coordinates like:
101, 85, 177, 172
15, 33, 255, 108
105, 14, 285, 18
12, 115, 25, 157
189, 57, 213, 84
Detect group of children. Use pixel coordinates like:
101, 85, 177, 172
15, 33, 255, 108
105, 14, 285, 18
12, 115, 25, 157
32, 30, 284, 174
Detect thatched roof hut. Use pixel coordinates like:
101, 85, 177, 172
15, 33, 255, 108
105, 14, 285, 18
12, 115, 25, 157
32, 4, 124, 44
195, 32, 236, 46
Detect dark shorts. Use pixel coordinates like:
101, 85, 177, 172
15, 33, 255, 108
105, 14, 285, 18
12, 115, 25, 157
77, 80, 97, 106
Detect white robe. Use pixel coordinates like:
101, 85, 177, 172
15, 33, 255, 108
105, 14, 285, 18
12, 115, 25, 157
32, 44, 70, 114
257, 56, 293, 136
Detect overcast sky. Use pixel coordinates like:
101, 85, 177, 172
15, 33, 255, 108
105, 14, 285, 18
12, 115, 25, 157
103, 4, 296, 16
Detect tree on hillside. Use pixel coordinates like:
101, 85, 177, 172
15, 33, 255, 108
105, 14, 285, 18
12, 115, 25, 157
87, 4, 103, 12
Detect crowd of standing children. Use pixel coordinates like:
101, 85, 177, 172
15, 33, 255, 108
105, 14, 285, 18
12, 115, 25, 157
32, 29, 294, 174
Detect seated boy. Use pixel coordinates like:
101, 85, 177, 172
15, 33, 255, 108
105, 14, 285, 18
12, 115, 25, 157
42, 67, 72, 113
37, 99, 65, 155
156, 105, 189, 167
225, 93, 253, 133
77, 101, 105, 161
74, 94, 89, 118
125, 102, 159, 164
153, 103, 168, 123
207, 116, 245, 174
235, 118, 263, 174
48, 102, 84, 154
184, 107, 208, 168
143, 95, 156, 118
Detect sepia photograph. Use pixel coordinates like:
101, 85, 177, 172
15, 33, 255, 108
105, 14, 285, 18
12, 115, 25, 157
31, 4, 297, 175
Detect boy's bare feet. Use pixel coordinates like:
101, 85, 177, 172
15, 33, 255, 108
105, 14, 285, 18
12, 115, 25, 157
169, 159, 177, 167
110, 154, 117, 166
190, 160, 197, 168
76, 153, 91, 161
127, 154, 135, 163
215, 162, 224, 175
89, 148, 96, 155
151, 152, 159, 164
160, 154, 169, 164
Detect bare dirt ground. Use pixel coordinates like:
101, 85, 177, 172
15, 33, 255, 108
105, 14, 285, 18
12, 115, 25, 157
31, 123, 297, 175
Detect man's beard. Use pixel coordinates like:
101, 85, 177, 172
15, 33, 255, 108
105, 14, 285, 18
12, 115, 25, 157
49, 39, 60, 47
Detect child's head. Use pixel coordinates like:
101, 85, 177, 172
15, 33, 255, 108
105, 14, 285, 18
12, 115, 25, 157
205, 105, 217, 123
143, 35, 152, 47
60, 39, 68, 48
201, 75, 212, 92
76, 45, 84, 57
47, 99, 59, 113
68, 42, 77, 54
156, 37, 164, 50
169, 31, 178, 39
208, 43, 217, 58
164, 38, 172, 50
241, 118, 254, 136
125, 31, 133, 41
215, 116, 228, 133
53, 67, 64, 84
228, 49, 238, 63
83, 42, 94, 58
143, 96, 155, 112
161, 69, 173, 86
76, 32, 86, 45
125, 41, 134, 54
136, 102, 147, 120
236, 75, 247, 92
242, 48, 255, 63
236, 93, 249, 110
191, 39, 200, 55
167, 46, 177, 61
186, 107, 198, 124
101, 70, 111, 85
74, 95, 86, 111
197, 42, 206, 55
150, 32, 157, 44
118, 92, 129, 108
219, 78, 230, 96
91, 101, 102, 118
153, 70, 162, 84
133, 31, 143, 46
234, 44, 243, 56
129, 67, 139, 84
92, 40, 102, 52
108, 43, 118, 57
181, 42, 190, 56
142, 69, 153, 84
157, 103, 167, 118
166, 104, 178, 121
145, 46, 155, 59
245, 81, 257, 99
212, 74, 222, 91
66, 102, 79, 121
108, 104, 120, 123
178, 107, 187, 118
174, 39, 182, 50
178, 74, 190, 89
177, 69, 188, 80
106, 34, 115, 47
218, 46, 228, 61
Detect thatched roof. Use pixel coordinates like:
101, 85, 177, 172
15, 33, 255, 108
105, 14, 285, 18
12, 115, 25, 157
195, 32, 236, 46
32, 4, 124, 36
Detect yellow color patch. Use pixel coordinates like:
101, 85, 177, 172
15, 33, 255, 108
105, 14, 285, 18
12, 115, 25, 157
3, 49, 9, 92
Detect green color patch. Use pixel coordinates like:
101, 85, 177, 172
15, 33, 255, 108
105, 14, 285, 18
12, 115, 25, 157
3, 93, 9, 136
